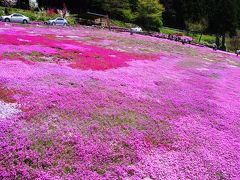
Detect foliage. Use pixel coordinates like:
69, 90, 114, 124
102, 0, 132, 21
135, 0, 164, 30
228, 36, 240, 51
22, 0, 165, 30
207, 0, 239, 50
185, 19, 208, 33
111, 19, 133, 28
160, 0, 240, 49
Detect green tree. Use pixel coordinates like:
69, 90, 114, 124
237, 0, 240, 28
207, 0, 238, 50
185, 18, 208, 42
101, 0, 134, 22
136, 0, 164, 30
185, 19, 208, 33
182, 0, 207, 22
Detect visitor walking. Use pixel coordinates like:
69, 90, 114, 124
236, 50, 240, 56
212, 43, 217, 51
130, 29, 134, 35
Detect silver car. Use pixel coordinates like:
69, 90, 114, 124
45, 17, 68, 26
0, 13, 30, 24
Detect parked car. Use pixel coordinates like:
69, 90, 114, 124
131, 26, 143, 33
44, 17, 68, 26
0, 13, 30, 24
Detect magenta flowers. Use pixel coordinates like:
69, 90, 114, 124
0, 22, 240, 179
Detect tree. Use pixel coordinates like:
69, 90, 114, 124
185, 18, 208, 42
207, 0, 238, 50
237, 0, 240, 28
160, 0, 185, 29
229, 36, 240, 51
16, 0, 29, 9
136, 0, 164, 30
101, 0, 133, 22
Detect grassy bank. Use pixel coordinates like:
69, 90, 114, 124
160, 26, 240, 52
160, 27, 215, 46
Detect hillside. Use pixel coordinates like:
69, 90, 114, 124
0, 22, 239, 179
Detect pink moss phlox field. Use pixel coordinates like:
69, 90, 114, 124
0, 22, 240, 179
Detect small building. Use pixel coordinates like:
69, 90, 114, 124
78, 12, 111, 30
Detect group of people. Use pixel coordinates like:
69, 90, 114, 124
129, 28, 239, 56
168, 34, 192, 44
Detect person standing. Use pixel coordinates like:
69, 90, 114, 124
130, 28, 134, 35
213, 43, 217, 51
236, 50, 240, 56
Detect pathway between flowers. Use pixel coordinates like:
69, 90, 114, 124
0, 22, 240, 179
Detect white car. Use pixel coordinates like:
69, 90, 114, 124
0, 13, 30, 24
45, 17, 68, 26
131, 27, 143, 32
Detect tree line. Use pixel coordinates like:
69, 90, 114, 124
35, 0, 165, 31
162, 0, 240, 50
1, 0, 240, 49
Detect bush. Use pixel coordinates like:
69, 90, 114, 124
185, 19, 208, 33
136, 0, 165, 30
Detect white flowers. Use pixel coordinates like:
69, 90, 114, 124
0, 100, 21, 119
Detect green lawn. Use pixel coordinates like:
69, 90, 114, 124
160, 27, 216, 46
160, 27, 182, 35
